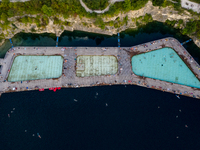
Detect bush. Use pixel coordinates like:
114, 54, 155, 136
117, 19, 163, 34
41, 16, 49, 26
109, 21, 114, 26
31, 28, 36, 32
82, 0, 109, 10
124, 0, 131, 11
142, 13, 153, 23
64, 21, 71, 26
1, 13, 8, 22
165, 19, 177, 27
33, 17, 41, 27
82, 22, 88, 26
41, 5, 54, 16
94, 17, 105, 29
53, 17, 62, 25
21, 16, 29, 25
181, 21, 197, 35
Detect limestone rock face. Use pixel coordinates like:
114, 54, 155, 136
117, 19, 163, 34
0, 1, 200, 47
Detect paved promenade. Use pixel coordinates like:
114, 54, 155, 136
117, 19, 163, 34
0, 37, 200, 99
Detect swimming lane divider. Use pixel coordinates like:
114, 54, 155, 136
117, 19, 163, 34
181, 39, 192, 45
56, 36, 59, 47
9, 39, 14, 48
118, 33, 120, 47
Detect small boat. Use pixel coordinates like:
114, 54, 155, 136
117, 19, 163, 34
8, 114, 10, 117
106, 103, 108, 107
176, 95, 180, 99
39, 88, 44, 91
49, 87, 54, 90
57, 87, 61, 90
37, 133, 41, 138
74, 99, 78, 102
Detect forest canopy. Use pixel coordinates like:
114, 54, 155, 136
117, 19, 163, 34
82, 0, 109, 10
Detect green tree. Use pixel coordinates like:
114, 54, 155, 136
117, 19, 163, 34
1, 13, 8, 22
1, 0, 10, 7
123, 0, 131, 11
7, 9, 14, 17
41, 5, 54, 16
28, 17, 33, 24
21, 17, 29, 24
94, 17, 105, 29
82, 0, 109, 10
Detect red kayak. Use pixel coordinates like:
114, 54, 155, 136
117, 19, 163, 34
57, 87, 61, 90
39, 88, 44, 91
53, 88, 57, 92
49, 87, 54, 90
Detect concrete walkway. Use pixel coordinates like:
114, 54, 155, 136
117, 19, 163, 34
0, 37, 200, 99
80, 0, 125, 13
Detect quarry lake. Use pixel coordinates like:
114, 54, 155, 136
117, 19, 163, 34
1, 22, 200, 150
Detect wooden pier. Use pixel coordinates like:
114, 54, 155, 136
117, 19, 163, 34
0, 37, 200, 99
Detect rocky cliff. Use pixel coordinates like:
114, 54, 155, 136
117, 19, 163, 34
0, 1, 199, 47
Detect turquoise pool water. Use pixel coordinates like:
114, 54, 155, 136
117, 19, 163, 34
8, 56, 63, 82
131, 47, 200, 88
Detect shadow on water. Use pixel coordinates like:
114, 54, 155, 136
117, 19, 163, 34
0, 21, 199, 61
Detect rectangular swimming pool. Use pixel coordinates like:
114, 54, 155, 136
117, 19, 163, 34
76, 55, 118, 77
8, 55, 63, 82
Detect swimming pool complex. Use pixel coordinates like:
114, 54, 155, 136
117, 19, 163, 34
76, 55, 118, 77
8, 56, 63, 82
131, 47, 200, 88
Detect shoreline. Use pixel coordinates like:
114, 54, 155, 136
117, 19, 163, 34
0, 37, 200, 99
1, 1, 200, 48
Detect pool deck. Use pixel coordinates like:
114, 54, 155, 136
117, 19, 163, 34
0, 37, 200, 99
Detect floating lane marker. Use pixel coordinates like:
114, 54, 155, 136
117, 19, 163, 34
56, 36, 59, 47
181, 39, 192, 45
118, 33, 120, 47
9, 39, 14, 48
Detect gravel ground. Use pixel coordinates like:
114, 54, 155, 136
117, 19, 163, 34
181, 0, 200, 13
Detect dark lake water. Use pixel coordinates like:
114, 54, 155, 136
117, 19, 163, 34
0, 21, 200, 150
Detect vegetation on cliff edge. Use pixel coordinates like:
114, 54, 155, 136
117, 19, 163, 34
82, 0, 109, 10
